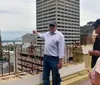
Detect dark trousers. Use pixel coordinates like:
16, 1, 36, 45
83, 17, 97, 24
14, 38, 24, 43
43, 55, 61, 85
91, 56, 99, 68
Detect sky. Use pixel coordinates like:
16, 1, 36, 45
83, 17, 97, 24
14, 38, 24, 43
0, 0, 36, 32
0, 0, 36, 40
80, 0, 100, 25
0, 0, 100, 40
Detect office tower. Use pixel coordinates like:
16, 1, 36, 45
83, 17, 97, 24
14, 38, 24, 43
36, 0, 80, 45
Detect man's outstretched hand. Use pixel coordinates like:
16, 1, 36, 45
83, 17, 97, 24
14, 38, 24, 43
32, 30, 39, 34
33, 30, 36, 34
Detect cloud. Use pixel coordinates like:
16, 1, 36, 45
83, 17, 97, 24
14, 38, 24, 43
20, 0, 34, 3
0, 0, 36, 32
0, 10, 23, 14
1, 31, 29, 40
0, 10, 11, 13
0, 13, 35, 31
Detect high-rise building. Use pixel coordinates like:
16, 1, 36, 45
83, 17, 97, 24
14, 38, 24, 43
36, 0, 80, 45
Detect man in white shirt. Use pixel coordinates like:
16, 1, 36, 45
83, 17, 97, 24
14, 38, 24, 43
33, 21, 65, 85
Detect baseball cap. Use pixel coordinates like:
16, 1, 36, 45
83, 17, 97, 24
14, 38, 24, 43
49, 21, 57, 27
93, 19, 100, 29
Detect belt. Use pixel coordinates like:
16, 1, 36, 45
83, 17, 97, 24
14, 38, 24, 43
44, 54, 58, 58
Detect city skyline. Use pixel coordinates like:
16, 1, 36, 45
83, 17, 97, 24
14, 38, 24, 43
0, 0, 100, 40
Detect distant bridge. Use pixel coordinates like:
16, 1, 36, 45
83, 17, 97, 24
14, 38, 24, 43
2, 40, 22, 43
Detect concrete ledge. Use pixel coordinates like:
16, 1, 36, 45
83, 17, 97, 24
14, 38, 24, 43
61, 69, 90, 85
60, 62, 85, 77
62, 75, 88, 85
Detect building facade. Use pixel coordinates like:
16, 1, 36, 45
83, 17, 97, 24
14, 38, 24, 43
36, 0, 80, 45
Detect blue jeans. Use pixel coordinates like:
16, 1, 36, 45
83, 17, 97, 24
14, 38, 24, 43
43, 55, 61, 85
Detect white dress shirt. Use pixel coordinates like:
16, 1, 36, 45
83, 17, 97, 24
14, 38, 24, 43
38, 30, 65, 58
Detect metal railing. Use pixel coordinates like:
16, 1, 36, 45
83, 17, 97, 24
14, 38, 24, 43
0, 41, 82, 77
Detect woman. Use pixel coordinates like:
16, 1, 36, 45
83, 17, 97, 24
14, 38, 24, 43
88, 50, 100, 85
